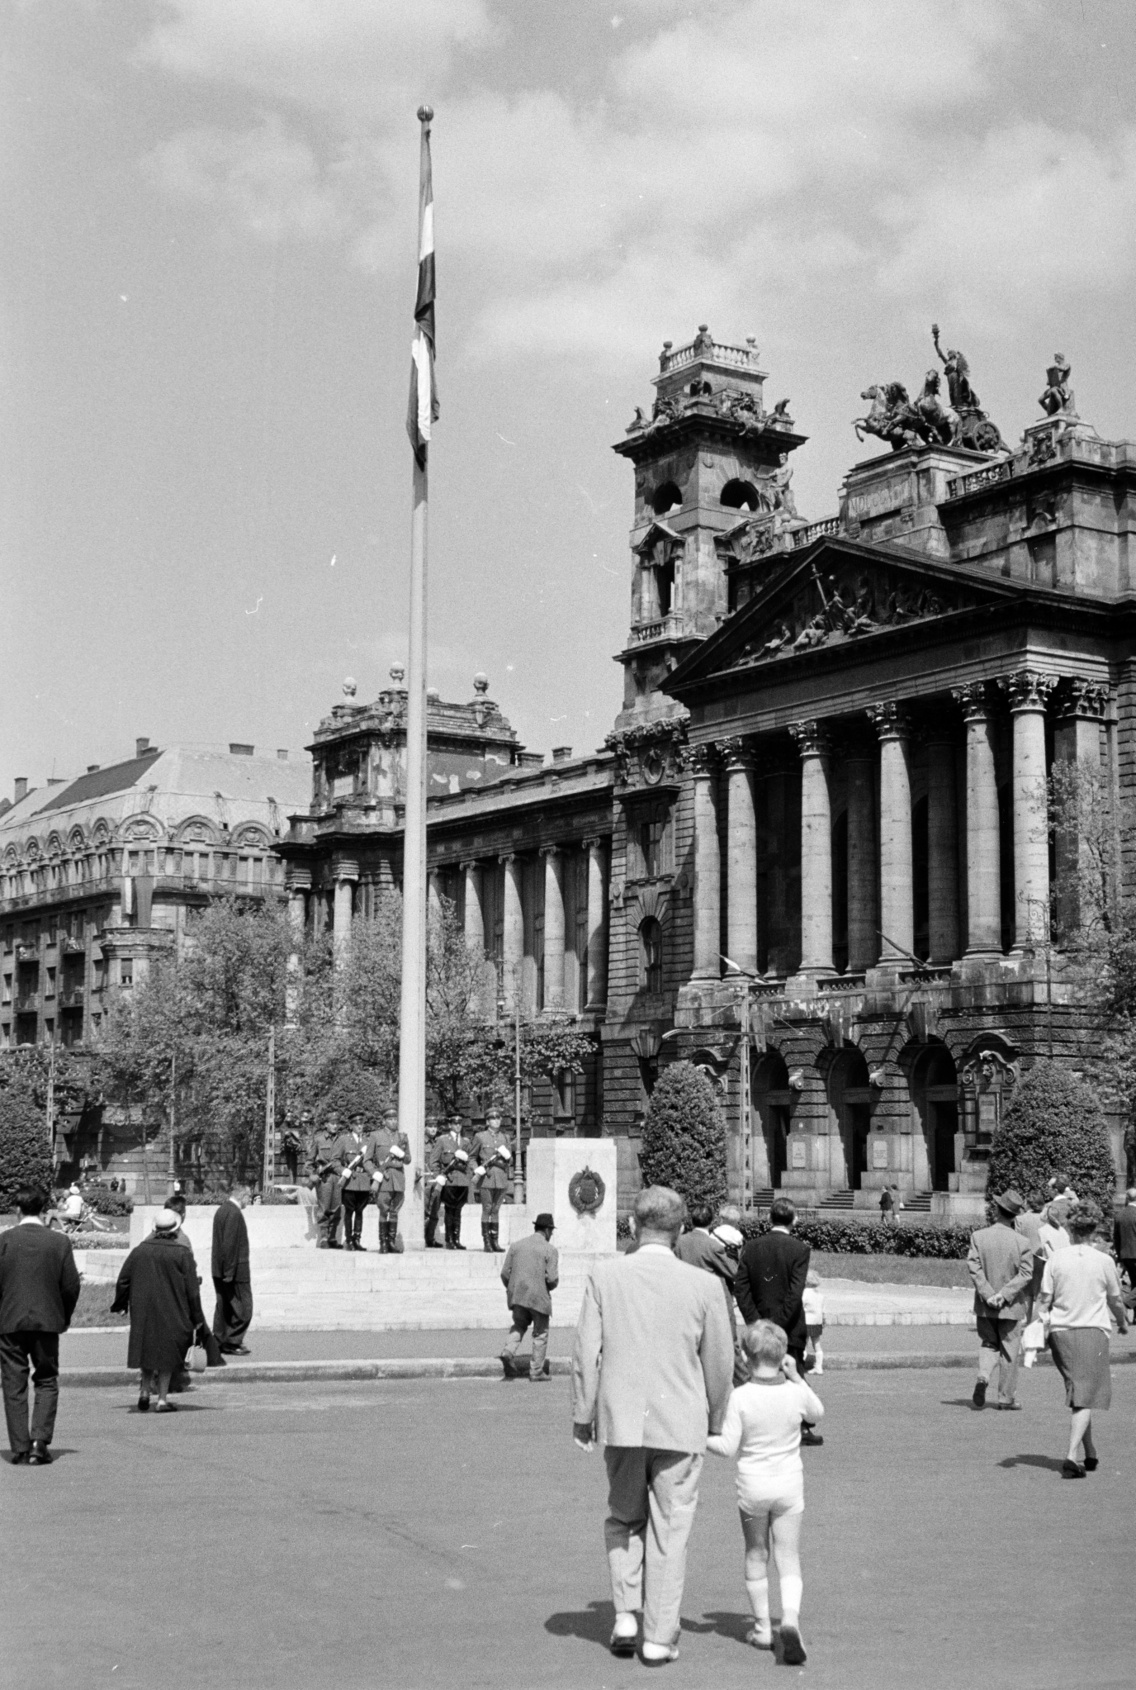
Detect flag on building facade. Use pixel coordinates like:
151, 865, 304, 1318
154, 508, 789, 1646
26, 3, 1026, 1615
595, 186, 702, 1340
407, 108, 437, 468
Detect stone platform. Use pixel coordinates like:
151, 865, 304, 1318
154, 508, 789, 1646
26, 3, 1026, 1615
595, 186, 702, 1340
74, 1248, 973, 1329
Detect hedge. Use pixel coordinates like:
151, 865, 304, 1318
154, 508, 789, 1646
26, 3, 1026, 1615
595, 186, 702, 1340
0, 1079, 52, 1210
616, 1212, 974, 1259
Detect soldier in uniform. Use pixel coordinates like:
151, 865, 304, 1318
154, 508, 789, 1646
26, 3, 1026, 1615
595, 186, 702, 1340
366, 1106, 412, 1254
309, 1112, 344, 1249
436, 1114, 474, 1250
331, 1112, 373, 1251
472, 1107, 513, 1253
423, 1119, 444, 1248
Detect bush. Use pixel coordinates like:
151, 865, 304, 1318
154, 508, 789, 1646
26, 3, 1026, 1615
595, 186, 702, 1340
987, 1060, 1117, 1215
81, 1185, 134, 1217
638, 1062, 727, 1211
312, 1067, 391, 1125
0, 1079, 53, 1210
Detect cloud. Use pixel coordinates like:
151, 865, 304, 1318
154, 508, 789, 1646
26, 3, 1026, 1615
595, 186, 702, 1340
133, 0, 1136, 362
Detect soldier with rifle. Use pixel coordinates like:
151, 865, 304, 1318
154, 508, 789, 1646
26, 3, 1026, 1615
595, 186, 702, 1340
366, 1106, 412, 1254
423, 1119, 445, 1248
472, 1107, 513, 1254
435, 1114, 474, 1250
309, 1111, 344, 1249
330, 1112, 373, 1251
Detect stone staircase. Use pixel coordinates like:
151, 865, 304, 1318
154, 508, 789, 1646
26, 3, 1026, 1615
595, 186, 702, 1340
819, 1189, 856, 1211
902, 1191, 934, 1213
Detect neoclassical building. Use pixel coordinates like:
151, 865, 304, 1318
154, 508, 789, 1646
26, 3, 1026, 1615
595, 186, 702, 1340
284, 327, 1131, 1216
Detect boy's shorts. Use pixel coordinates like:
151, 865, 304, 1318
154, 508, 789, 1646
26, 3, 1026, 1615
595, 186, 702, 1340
806, 1323, 824, 1341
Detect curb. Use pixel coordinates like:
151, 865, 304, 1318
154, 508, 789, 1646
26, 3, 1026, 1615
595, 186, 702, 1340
61, 1348, 1136, 1388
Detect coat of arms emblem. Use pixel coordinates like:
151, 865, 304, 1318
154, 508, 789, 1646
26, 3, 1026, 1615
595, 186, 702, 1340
568, 1165, 606, 1216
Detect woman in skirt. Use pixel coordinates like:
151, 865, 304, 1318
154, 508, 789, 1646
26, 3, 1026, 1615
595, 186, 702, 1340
1036, 1202, 1128, 1478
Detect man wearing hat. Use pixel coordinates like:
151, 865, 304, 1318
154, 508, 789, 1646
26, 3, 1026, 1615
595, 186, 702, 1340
366, 1106, 411, 1254
309, 1112, 344, 1249
422, 1118, 445, 1248
499, 1213, 559, 1381
967, 1190, 1035, 1410
472, 1107, 513, 1253
435, 1114, 474, 1250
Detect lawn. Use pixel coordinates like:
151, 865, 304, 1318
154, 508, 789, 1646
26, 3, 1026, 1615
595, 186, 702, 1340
810, 1251, 970, 1286
72, 1281, 127, 1327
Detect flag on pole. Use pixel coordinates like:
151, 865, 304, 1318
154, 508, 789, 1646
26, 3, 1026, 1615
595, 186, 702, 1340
407, 105, 438, 468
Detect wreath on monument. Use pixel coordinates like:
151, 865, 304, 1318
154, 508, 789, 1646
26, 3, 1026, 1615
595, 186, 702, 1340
568, 1165, 606, 1216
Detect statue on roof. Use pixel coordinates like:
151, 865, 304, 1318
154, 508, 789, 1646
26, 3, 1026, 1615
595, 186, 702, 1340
854, 382, 924, 451
1039, 354, 1076, 419
913, 369, 954, 445
931, 323, 1005, 453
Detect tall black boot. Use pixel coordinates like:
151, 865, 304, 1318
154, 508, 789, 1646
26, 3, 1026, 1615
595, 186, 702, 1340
482, 1224, 493, 1253
453, 1210, 466, 1250
378, 1221, 390, 1254
442, 1211, 454, 1249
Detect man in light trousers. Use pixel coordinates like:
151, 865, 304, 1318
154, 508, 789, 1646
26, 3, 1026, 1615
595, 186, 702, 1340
571, 1185, 733, 1667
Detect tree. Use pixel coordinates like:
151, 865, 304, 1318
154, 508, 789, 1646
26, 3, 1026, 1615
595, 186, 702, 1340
0, 1077, 52, 1209
638, 1060, 727, 1210
986, 1060, 1117, 1215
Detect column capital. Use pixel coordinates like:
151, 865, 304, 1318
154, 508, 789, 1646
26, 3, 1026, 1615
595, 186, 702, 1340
788, 719, 831, 758
1055, 676, 1109, 721
999, 669, 1058, 713
331, 857, 359, 883
459, 857, 481, 873
718, 736, 755, 772
690, 743, 719, 777
951, 681, 990, 722
285, 868, 312, 893
499, 851, 519, 865
540, 844, 561, 859
582, 835, 604, 854
865, 701, 910, 740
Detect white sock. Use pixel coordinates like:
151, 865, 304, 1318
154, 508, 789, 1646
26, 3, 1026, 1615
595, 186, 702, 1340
780, 1574, 803, 1628
745, 1577, 771, 1633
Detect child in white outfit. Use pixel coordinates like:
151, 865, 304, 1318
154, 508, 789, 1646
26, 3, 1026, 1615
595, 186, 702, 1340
802, 1270, 825, 1374
707, 1319, 824, 1666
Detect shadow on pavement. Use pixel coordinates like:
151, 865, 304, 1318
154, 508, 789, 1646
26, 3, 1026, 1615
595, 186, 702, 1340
2, 1448, 79, 1462
544, 1599, 612, 1647
681, 1609, 753, 1644
997, 1453, 1066, 1473
941, 1397, 984, 1410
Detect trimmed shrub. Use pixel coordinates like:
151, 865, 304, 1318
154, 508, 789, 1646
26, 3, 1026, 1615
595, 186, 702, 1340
638, 1062, 727, 1210
987, 1060, 1117, 1215
82, 1185, 134, 1217
0, 1079, 53, 1210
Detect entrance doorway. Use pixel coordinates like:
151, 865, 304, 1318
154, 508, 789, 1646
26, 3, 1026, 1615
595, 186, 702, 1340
752, 1052, 791, 1190
827, 1049, 872, 1190
914, 1046, 959, 1191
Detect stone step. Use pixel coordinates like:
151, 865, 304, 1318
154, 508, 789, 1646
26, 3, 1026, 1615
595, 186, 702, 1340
819, 1190, 856, 1210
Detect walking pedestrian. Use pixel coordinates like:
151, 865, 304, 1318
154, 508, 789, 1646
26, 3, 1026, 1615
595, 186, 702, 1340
1036, 1202, 1129, 1477
1112, 1188, 1136, 1304
879, 1185, 895, 1226
707, 1320, 825, 1664
366, 1106, 411, 1253
113, 1208, 205, 1412
471, 1108, 512, 1253
966, 1189, 1033, 1410
0, 1187, 80, 1465
677, 1199, 747, 1385
436, 1114, 473, 1249
571, 1186, 733, 1666
802, 1271, 825, 1375
211, 1186, 253, 1356
499, 1213, 558, 1381
734, 1198, 820, 1444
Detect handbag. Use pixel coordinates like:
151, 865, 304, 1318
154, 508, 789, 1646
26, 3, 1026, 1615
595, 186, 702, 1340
1022, 1317, 1046, 1350
188, 1341, 208, 1374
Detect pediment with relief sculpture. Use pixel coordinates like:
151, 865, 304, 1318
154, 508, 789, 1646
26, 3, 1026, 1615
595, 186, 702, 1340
715, 542, 1018, 673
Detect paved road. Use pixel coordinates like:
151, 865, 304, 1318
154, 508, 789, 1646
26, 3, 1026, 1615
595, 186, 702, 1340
3, 1365, 1130, 1690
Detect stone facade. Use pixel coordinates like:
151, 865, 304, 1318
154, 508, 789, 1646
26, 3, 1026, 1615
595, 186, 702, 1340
283, 328, 1134, 1216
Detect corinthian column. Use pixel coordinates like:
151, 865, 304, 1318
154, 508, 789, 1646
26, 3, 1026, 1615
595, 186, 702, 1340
788, 721, 833, 976
951, 683, 1001, 956
1053, 679, 1109, 939
845, 742, 877, 972
500, 853, 524, 1010
1000, 669, 1057, 950
721, 738, 757, 975
583, 838, 608, 1012
926, 730, 959, 964
690, 745, 722, 980
867, 703, 913, 965
541, 846, 565, 1010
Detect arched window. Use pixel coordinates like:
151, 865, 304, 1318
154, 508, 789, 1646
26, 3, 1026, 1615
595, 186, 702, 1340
720, 478, 760, 511
652, 481, 682, 516
640, 917, 663, 993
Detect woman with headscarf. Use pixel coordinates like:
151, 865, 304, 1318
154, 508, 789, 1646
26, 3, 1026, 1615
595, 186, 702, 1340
112, 1208, 205, 1413
1035, 1202, 1129, 1478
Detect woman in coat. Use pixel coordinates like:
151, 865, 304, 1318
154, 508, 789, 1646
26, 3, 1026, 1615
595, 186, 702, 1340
112, 1208, 205, 1413
1035, 1202, 1129, 1478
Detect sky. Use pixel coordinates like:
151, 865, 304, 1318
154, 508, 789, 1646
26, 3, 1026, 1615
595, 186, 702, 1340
5, 0, 1136, 800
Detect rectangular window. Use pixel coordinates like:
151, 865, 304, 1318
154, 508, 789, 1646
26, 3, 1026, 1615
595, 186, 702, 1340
45, 967, 56, 998
120, 959, 134, 988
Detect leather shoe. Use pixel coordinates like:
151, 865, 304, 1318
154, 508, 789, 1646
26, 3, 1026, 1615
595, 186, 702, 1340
500, 1353, 516, 1380
640, 1641, 679, 1666
1061, 1459, 1086, 1479
222, 1345, 251, 1356
609, 1617, 638, 1657
10, 1451, 29, 1465
780, 1624, 807, 1665
799, 1427, 824, 1446
1083, 1455, 1099, 1471
972, 1379, 987, 1409
27, 1441, 52, 1465
996, 1400, 1022, 1411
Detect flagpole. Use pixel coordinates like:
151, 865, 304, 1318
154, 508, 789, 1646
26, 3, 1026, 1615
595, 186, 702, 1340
398, 104, 435, 1249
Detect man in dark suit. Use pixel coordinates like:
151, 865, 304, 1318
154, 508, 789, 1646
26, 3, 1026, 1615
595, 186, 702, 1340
0, 1186, 81, 1464
211, 1185, 253, 1355
735, 1196, 821, 1444
676, 1199, 748, 1386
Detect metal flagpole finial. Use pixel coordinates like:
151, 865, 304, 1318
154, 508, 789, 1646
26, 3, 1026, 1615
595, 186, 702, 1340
417, 105, 434, 125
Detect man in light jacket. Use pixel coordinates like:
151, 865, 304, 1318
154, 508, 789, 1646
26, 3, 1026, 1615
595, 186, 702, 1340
499, 1212, 558, 1381
571, 1185, 734, 1667
967, 1188, 1034, 1410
